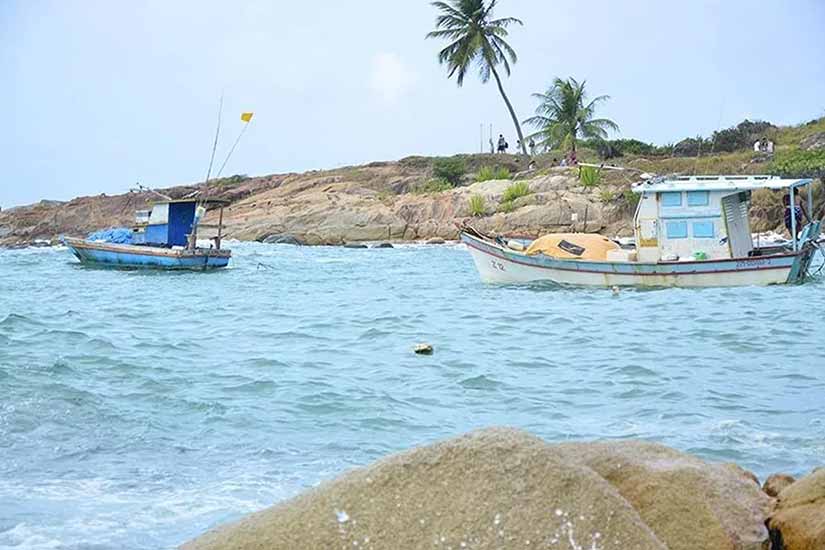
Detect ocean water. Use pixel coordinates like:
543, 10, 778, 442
1, 242, 824, 550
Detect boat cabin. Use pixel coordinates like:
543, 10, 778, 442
132, 198, 229, 249
632, 175, 815, 262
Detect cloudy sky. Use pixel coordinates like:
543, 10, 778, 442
2, 0, 824, 207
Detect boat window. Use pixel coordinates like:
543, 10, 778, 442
666, 221, 688, 239
661, 192, 682, 207
687, 191, 709, 206
692, 221, 714, 238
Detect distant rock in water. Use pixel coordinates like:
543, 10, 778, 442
181, 428, 774, 550
343, 242, 368, 249
260, 234, 304, 246
371, 242, 394, 249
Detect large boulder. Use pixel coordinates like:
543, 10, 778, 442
182, 429, 775, 550
182, 429, 667, 550
555, 441, 772, 550
768, 469, 825, 550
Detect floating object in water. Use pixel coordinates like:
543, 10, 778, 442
461, 175, 821, 287
612, 286, 620, 296
414, 343, 433, 355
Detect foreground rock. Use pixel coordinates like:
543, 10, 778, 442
182, 428, 773, 550
555, 441, 771, 550
768, 469, 825, 550
764, 473, 797, 498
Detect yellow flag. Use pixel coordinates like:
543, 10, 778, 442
241, 112, 254, 123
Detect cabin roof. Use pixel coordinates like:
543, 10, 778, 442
633, 175, 812, 193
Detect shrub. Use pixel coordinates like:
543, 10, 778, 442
415, 177, 454, 194
498, 200, 516, 213
599, 189, 616, 203
579, 166, 602, 188
769, 149, 825, 179
501, 181, 531, 203
432, 157, 467, 186
476, 165, 511, 182
468, 194, 487, 216
622, 189, 641, 209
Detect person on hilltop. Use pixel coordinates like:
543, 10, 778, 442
783, 193, 810, 238
497, 134, 507, 154
529, 138, 536, 156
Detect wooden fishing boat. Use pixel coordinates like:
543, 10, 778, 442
462, 175, 821, 288
63, 198, 231, 270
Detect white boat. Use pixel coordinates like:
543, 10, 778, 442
462, 175, 821, 288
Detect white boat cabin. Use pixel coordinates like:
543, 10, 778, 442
632, 175, 813, 262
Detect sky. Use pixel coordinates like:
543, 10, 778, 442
2, 0, 824, 207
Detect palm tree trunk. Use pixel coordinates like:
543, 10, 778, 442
490, 65, 529, 158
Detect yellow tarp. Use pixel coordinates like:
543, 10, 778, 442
525, 233, 619, 260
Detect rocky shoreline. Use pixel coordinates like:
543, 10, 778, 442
2, 151, 804, 249
181, 428, 822, 550
0, 155, 648, 248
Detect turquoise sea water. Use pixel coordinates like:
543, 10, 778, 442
1, 242, 824, 549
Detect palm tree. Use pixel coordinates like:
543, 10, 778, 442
426, 0, 528, 157
524, 77, 619, 155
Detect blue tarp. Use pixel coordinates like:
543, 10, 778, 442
87, 227, 134, 244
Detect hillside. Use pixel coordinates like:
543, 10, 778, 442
1, 118, 823, 247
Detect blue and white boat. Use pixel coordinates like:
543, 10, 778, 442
63, 198, 231, 270
462, 175, 821, 287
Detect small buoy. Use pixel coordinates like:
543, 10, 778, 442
414, 343, 433, 355
611, 286, 620, 296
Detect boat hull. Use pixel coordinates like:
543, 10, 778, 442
462, 232, 810, 288
63, 238, 230, 270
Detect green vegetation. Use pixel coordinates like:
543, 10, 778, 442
497, 200, 516, 213
622, 189, 641, 209
599, 189, 615, 203
476, 165, 511, 182
415, 177, 454, 194
212, 174, 249, 187
432, 157, 467, 186
468, 194, 487, 216
427, 0, 529, 156
524, 77, 618, 154
501, 180, 530, 202
769, 149, 825, 178
579, 166, 602, 188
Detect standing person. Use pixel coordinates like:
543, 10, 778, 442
783, 193, 810, 238
529, 138, 536, 156
489, 137, 495, 154
497, 134, 506, 154
570, 150, 578, 165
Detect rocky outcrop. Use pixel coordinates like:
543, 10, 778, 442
768, 469, 825, 550
181, 428, 774, 550
0, 159, 634, 247
800, 132, 825, 151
